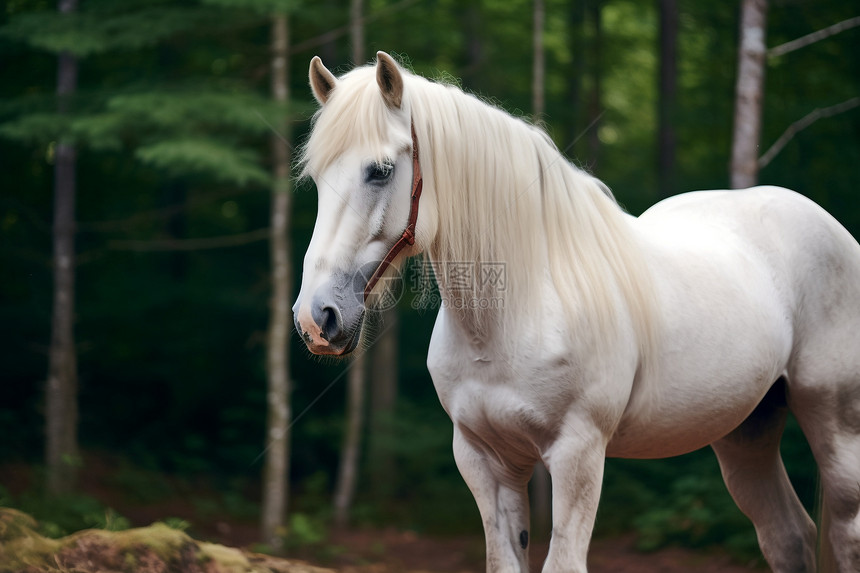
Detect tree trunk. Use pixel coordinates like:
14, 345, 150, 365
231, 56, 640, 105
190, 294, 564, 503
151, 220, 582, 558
333, 0, 367, 530
463, 0, 484, 90
369, 308, 398, 501
658, 0, 678, 198
532, 0, 545, 120
530, 464, 552, 542
261, 12, 293, 551
587, 0, 603, 171
333, 356, 366, 528
529, 0, 552, 541
350, 0, 364, 65
567, 0, 586, 151
46, 0, 79, 497
730, 0, 768, 189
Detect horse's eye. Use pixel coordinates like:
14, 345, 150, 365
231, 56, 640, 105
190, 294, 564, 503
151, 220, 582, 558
367, 162, 394, 184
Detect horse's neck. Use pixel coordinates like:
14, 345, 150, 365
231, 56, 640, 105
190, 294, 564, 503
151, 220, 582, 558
425, 250, 553, 352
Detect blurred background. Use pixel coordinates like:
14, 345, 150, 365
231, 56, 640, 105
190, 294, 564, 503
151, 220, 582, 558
1, 0, 858, 570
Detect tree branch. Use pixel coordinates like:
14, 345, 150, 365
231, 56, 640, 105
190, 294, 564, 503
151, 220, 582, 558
289, 0, 418, 56
758, 97, 860, 168
78, 188, 261, 232
768, 16, 860, 58
108, 227, 269, 251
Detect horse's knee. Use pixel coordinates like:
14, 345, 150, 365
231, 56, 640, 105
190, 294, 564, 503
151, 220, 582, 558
829, 514, 860, 571
758, 522, 816, 573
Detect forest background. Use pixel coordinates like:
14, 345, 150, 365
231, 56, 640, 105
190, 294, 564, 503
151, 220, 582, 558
1, 0, 859, 567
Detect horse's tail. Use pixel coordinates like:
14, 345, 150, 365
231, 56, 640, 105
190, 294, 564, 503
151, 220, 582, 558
817, 482, 837, 573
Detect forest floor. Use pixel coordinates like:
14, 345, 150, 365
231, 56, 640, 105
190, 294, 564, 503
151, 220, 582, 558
0, 458, 766, 573
315, 528, 765, 573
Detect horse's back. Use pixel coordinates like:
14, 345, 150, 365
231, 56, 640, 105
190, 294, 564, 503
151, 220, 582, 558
642, 185, 860, 385
611, 186, 860, 458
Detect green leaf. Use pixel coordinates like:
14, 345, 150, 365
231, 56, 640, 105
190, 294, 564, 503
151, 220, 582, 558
0, 112, 69, 144
135, 138, 270, 186
70, 112, 125, 151
106, 90, 284, 134
0, 6, 241, 57
201, 0, 303, 15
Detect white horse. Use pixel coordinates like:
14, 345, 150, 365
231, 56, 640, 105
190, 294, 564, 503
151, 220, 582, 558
293, 52, 860, 572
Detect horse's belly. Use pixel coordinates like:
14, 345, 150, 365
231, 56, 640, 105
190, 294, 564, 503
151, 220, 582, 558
610, 200, 797, 458
606, 318, 790, 459
606, 317, 791, 458
606, 370, 780, 458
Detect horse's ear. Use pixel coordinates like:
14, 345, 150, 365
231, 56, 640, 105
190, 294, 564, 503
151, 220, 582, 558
309, 56, 337, 105
375, 51, 403, 109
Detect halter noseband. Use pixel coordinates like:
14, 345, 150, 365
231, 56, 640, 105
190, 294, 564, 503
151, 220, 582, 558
363, 122, 424, 303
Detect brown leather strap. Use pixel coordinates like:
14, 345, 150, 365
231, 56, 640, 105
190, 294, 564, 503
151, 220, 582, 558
364, 122, 423, 302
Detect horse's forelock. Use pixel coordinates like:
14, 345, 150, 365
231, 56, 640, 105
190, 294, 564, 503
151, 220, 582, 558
299, 66, 404, 180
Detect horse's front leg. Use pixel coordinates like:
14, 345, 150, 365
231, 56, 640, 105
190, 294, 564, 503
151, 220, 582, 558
453, 426, 532, 573
542, 418, 607, 573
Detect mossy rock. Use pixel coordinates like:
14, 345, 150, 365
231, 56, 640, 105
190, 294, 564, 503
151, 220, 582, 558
0, 508, 333, 573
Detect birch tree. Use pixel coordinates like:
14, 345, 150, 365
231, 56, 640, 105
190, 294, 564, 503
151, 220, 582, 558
566, 0, 585, 150
658, 0, 678, 198
45, 0, 80, 497
730, 0, 768, 189
530, 0, 552, 540
532, 0, 545, 120
333, 0, 366, 530
333, 355, 365, 529
369, 316, 398, 498
261, 10, 293, 550
587, 0, 603, 171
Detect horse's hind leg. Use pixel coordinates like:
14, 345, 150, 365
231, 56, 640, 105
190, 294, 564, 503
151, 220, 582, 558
790, 379, 860, 572
711, 379, 817, 572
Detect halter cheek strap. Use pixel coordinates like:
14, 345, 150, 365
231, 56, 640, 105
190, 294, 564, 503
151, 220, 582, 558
363, 122, 424, 303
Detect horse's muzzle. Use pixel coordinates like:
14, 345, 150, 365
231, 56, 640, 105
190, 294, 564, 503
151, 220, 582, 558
293, 295, 364, 356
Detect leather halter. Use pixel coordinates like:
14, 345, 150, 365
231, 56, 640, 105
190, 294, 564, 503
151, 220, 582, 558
363, 122, 424, 302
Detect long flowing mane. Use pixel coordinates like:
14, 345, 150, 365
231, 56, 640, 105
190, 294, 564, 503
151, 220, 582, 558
300, 63, 658, 367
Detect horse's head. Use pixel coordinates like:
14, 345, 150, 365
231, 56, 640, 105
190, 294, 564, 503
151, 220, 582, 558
293, 52, 431, 356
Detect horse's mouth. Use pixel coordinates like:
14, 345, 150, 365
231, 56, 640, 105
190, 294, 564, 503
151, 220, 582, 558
337, 312, 364, 355
302, 310, 364, 356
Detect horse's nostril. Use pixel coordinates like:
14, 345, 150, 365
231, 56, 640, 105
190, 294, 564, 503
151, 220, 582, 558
319, 305, 340, 341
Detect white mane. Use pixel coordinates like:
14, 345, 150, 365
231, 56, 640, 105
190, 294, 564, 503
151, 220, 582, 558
299, 63, 658, 368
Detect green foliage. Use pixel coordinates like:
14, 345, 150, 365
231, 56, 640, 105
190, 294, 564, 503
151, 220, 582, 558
2, 489, 130, 538
108, 461, 176, 504
286, 512, 327, 546
0, 111, 69, 143
201, 0, 303, 14
191, 485, 260, 521
158, 516, 192, 531
1, 5, 245, 57
596, 451, 770, 563
0, 88, 287, 183
632, 474, 760, 561
355, 401, 480, 535
0, 484, 12, 507
135, 138, 270, 186
105, 90, 285, 135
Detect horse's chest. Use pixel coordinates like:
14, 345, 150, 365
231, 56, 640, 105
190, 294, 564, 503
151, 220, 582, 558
430, 351, 582, 467
444, 380, 561, 471
427, 308, 610, 465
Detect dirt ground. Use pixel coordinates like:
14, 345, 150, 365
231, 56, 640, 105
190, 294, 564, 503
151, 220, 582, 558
1, 460, 766, 573
313, 528, 765, 573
